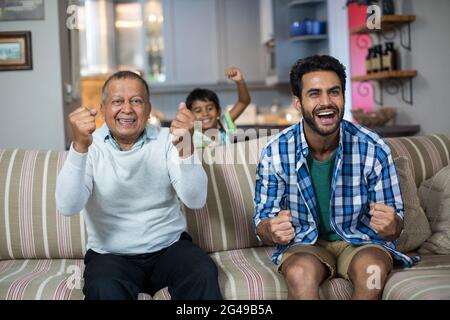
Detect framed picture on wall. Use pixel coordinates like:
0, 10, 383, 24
0, 31, 33, 71
0, 0, 45, 21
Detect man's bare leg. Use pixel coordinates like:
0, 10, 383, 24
281, 252, 329, 300
347, 247, 392, 300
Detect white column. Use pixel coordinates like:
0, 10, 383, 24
84, 0, 116, 74
327, 0, 353, 121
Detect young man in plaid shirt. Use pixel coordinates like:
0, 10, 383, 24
254, 55, 414, 300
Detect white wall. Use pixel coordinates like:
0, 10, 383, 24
381, 0, 450, 135
0, 1, 66, 150
327, 0, 353, 121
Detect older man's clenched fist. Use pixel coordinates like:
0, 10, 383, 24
69, 107, 97, 153
170, 102, 196, 158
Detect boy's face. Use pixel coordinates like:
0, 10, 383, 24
191, 99, 220, 131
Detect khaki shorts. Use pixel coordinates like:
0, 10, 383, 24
279, 240, 393, 280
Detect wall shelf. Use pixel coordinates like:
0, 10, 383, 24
352, 70, 417, 105
370, 124, 420, 138
289, 34, 328, 42
351, 70, 417, 82
351, 15, 416, 34
352, 15, 416, 50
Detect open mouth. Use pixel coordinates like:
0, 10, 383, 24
314, 109, 338, 126
116, 118, 136, 128
201, 118, 214, 125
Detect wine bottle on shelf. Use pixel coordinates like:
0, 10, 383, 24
377, 45, 384, 72
366, 47, 373, 74
382, 45, 390, 71
370, 46, 378, 73
382, 0, 395, 15
371, 45, 382, 73
383, 42, 398, 71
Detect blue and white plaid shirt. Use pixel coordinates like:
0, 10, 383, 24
254, 120, 417, 267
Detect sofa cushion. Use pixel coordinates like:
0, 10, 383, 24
387, 135, 450, 187
0, 149, 86, 260
183, 137, 271, 253
418, 165, 450, 255
383, 254, 450, 300
0, 259, 85, 300
0, 259, 152, 300
209, 247, 353, 300
394, 157, 432, 252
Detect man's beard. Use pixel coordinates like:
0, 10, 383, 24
301, 104, 344, 137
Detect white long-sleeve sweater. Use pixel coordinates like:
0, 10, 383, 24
55, 125, 207, 255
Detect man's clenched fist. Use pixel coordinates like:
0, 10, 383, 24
257, 210, 296, 245
170, 102, 195, 158
69, 107, 97, 153
369, 202, 403, 241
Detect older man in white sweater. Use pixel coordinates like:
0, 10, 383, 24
56, 71, 222, 300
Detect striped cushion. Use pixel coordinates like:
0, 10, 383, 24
0, 259, 152, 300
418, 165, 450, 255
0, 150, 86, 260
383, 254, 450, 300
0, 259, 85, 300
387, 135, 450, 187
209, 247, 355, 300
394, 157, 432, 253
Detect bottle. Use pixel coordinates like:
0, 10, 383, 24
370, 46, 378, 73
371, 45, 382, 73
382, 43, 391, 71
383, 42, 398, 71
366, 47, 373, 74
382, 0, 395, 15
378, 45, 384, 72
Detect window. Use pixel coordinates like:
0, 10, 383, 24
144, 0, 165, 82
79, 0, 165, 83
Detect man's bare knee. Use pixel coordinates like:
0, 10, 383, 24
282, 253, 328, 287
348, 248, 392, 282
348, 247, 392, 300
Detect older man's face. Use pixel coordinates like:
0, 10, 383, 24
101, 78, 151, 145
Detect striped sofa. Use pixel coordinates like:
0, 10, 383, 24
0, 133, 449, 300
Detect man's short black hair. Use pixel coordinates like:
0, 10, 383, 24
290, 55, 347, 99
102, 71, 150, 102
185, 88, 221, 111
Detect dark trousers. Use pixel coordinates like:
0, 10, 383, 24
83, 232, 223, 300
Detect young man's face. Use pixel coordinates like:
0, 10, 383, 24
295, 71, 345, 137
191, 99, 220, 132
101, 78, 151, 144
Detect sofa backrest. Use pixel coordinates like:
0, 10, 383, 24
1, 134, 449, 259
183, 136, 270, 253
0, 149, 85, 260
388, 135, 450, 187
